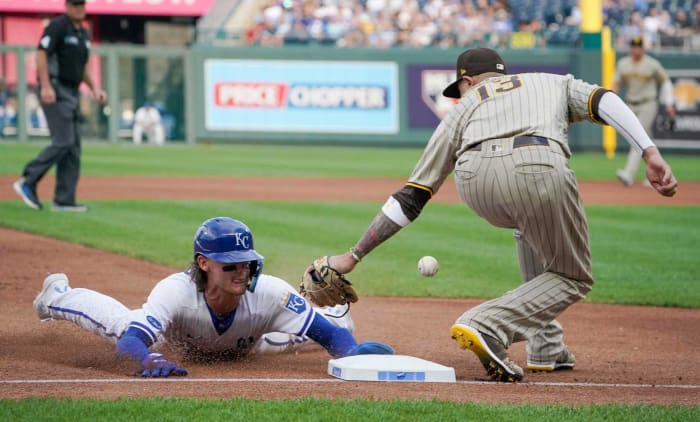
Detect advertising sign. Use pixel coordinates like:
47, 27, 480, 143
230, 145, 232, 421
654, 69, 700, 149
205, 59, 399, 134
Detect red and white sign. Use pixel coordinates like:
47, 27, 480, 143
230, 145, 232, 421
215, 82, 288, 108
0, 0, 215, 16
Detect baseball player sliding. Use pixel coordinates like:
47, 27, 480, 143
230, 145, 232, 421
33, 217, 393, 377
306, 47, 677, 382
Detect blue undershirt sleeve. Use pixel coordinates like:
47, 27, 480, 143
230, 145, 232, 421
305, 312, 358, 358
115, 326, 154, 362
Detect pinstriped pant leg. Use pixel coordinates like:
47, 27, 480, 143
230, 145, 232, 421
455, 143, 593, 353
514, 230, 567, 364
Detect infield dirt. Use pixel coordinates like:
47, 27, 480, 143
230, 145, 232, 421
0, 176, 698, 405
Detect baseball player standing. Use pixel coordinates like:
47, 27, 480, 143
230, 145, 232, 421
13, 0, 107, 212
317, 47, 677, 382
613, 36, 676, 187
33, 217, 393, 377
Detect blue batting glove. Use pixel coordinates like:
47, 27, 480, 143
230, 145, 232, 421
347, 341, 395, 356
138, 352, 188, 377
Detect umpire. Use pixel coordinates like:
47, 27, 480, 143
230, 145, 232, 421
13, 0, 106, 212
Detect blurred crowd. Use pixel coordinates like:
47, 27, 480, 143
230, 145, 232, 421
244, 0, 700, 49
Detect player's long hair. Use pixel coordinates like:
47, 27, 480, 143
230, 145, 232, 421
187, 260, 207, 292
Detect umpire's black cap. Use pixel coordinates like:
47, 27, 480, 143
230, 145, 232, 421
443, 48, 507, 99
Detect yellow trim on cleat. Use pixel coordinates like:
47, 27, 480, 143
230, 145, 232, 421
450, 324, 523, 383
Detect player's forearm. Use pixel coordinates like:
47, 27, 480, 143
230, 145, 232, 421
597, 91, 655, 153
352, 210, 403, 259
115, 327, 153, 362
305, 312, 357, 358
82, 65, 98, 92
353, 184, 431, 258
659, 79, 674, 106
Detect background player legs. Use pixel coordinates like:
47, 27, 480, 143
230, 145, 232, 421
53, 110, 81, 205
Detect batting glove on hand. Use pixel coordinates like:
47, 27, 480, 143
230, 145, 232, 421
138, 353, 188, 378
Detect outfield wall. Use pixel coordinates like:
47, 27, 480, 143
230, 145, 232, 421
3, 44, 699, 151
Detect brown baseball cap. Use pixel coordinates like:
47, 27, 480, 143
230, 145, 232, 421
630, 36, 644, 47
443, 47, 507, 98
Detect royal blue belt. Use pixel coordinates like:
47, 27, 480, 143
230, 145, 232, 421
466, 135, 550, 152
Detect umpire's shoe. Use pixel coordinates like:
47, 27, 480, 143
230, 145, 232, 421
34, 273, 72, 321
451, 324, 524, 383
13, 178, 42, 210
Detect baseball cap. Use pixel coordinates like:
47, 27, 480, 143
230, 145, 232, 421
66, 0, 86, 5
630, 36, 644, 47
443, 48, 507, 98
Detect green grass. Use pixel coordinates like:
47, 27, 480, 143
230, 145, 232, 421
1, 141, 699, 414
0, 200, 697, 307
0, 398, 697, 421
2, 140, 699, 180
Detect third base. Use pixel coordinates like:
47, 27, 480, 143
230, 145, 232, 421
328, 354, 456, 383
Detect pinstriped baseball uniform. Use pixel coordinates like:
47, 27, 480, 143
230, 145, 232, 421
614, 54, 670, 183
408, 72, 600, 366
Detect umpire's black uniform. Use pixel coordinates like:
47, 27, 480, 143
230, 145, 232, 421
21, 13, 90, 207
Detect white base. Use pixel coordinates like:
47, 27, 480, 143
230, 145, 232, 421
328, 354, 456, 383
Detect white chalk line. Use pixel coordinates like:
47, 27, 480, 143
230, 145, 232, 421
1, 378, 698, 389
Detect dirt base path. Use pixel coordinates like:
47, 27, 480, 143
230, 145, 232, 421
1, 176, 699, 405
2, 176, 700, 205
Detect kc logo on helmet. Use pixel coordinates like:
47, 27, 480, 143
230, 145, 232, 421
232, 232, 250, 249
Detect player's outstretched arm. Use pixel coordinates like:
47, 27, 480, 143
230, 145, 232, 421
115, 327, 188, 377
596, 91, 678, 197
305, 312, 394, 358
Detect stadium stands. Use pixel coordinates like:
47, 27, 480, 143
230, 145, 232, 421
198, 0, 700, 49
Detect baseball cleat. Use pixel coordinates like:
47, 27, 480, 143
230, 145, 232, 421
13, 178, 42, 210
33, 273, 71, 321
451, 324, 523, 383
527, 349, 576, 372
615, 169, 633, 187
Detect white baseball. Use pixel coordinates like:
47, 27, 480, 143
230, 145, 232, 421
418, 256, 439, 277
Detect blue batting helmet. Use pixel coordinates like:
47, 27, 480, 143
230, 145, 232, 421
193, 217, 264, 290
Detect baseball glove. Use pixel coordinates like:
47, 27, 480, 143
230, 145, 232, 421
300, 256, 359, 307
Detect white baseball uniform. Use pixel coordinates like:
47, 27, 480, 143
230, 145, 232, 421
42, 271, 352, 359
132, 105, 165, 145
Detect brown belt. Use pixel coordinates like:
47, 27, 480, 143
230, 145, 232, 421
466, 135, 550, 152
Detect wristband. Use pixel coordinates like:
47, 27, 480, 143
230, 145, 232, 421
350, 247, 363, 263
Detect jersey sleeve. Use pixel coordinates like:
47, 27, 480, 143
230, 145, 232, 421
37, 19, 63, 54
406, 101, 466, 192
257, 276, 317, 337
565, 75, 605, 124
127, 273, 192, 345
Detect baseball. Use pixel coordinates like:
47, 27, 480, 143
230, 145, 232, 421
418, 256, 439, 277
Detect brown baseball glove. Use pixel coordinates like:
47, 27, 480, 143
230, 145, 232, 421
299, 256, 359, 307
